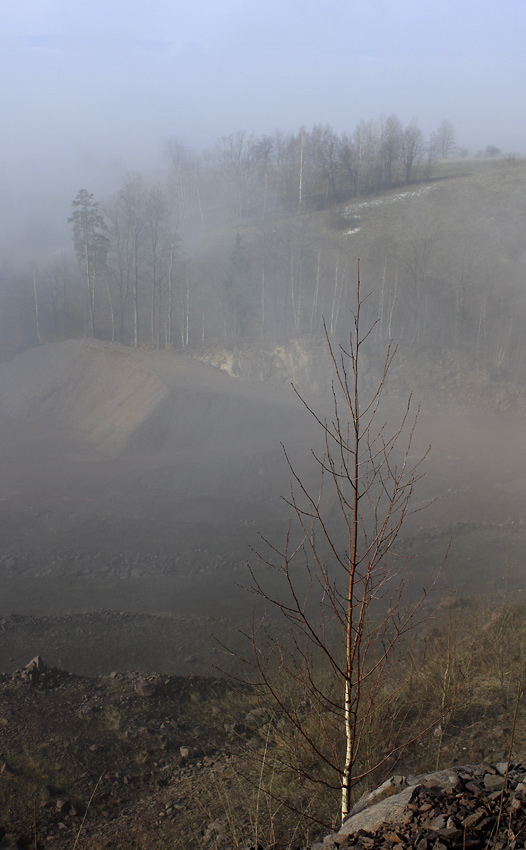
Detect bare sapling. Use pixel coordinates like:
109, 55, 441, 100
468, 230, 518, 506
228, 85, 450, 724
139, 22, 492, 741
244, 263, 446, 826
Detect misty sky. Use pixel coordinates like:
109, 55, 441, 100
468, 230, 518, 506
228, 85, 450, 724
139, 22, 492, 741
1, 0, 526, 261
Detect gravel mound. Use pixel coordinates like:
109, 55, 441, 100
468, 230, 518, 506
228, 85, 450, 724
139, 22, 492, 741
0, 338, 313, 458
0, 340, 169, 455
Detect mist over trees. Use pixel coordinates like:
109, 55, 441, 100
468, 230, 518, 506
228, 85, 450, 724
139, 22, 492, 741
1, 113, 525, 382
68, 190, 109, 338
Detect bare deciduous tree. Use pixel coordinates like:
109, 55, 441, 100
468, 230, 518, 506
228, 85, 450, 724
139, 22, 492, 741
402, 121, 424, 183
244, 266, 443, 825
436, 120, 456, 160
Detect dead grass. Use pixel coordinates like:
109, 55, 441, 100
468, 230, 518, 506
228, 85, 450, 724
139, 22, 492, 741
220, 596, 526, 839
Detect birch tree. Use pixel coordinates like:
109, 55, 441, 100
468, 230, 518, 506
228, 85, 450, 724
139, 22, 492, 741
113, 175, 146, 348
42, 251, 74, 337
68, 190, 108, 336
144, 185, 169, 348
245, 267, 443, 825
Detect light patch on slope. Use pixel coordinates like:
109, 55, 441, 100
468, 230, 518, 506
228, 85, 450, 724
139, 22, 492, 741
344, 185, 434, 220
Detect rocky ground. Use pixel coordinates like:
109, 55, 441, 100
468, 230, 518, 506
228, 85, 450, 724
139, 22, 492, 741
1, 652, 526, 850
2, 338, 526, 847
317, 762, 526, 850
0, 656, 268, 849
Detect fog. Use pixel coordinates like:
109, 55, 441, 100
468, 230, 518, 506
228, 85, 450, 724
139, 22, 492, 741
2, 1, 526, 266
2, 1, 526, 673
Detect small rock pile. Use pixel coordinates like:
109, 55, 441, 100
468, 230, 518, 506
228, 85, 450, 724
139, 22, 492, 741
8, 656, 73, 689
314, 762, 526, 850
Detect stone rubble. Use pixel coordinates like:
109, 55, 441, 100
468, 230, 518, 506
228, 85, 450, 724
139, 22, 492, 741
312, 762, 526, 850
9, 655, 73, 689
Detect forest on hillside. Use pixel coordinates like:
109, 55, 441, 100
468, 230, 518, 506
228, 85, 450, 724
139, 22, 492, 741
1, 114, 525, 382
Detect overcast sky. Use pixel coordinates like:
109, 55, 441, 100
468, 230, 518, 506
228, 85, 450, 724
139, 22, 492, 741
1, 0, 525, 260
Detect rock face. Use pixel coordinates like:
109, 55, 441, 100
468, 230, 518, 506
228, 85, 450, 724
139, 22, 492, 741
314, 762, 526, 849
195, 336, 332, 396
338, 785, 420, 837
